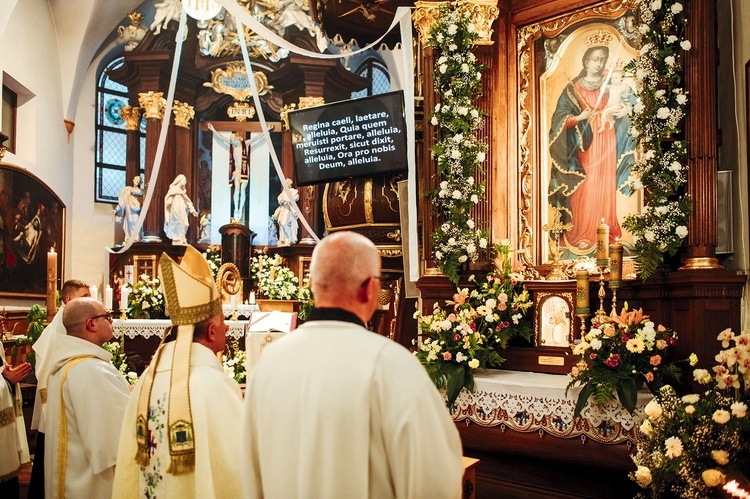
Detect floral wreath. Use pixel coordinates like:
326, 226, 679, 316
428, 4, 489, 284
623, 0, 693, 279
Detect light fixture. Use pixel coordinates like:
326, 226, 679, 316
182, 0, 222, 21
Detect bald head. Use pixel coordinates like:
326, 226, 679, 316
310, 232, 381, 322
62, 298, 113, 346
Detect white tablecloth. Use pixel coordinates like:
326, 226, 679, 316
450, 369, 651, 445
112, 319, 247, 340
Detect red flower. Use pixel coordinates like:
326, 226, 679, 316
589, 353, 598, 360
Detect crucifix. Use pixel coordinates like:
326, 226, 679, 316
542, 207, 573, 280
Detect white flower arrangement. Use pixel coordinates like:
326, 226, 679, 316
222, 349, 247, 384
102, 340, 138, 385
428, 4, 489, 283
622, 0, 693, 279
249, 250, 299, 300
127, 273, 165, 319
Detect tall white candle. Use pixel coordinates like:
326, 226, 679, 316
249, 291, 256, 304
105, 285, 113, 310
230, 293, 239, 310
90, 285, 99, 302
120, 286, 129, 310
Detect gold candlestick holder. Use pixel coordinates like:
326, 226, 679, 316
594, 260, 610, 324
120, 309, 128, 320
609, 279, 621, 318
231, 309, 239, 322
543, 208, 573, 281
576, 309, 590, 339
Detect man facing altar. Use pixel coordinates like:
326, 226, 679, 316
240, 231, 464, 498
44, 298, 130, 498
113, 245, 242, 498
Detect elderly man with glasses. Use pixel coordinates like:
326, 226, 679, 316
43, 297, 130, 499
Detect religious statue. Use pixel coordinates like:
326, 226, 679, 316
272, 178, 299, 246
114, 175, 145, 242
164, 174, 198, 245
208, 124, 248, 222
150, 0, 182, 35
198, 212, 212, 244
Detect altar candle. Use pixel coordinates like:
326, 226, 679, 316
230, 293, 239, 310
249, 291, 256, 304
47, 248, 57, 315
90, 285, 99, 302
610, 239, 623, 281
105, 285, 113, 310
596, 219, 610, 262
576, 270, 590, 312
120, 285, 129, 311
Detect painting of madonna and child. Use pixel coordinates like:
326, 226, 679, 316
541, 20, 641, 262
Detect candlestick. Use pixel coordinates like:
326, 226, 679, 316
596, 219, 610, 265
575, 270, 590, 338
594, 264, 608, 324
47, 248, 58, 319
90, 285, 99, 302
105, 285, 113, 310
609, 240, 623, 282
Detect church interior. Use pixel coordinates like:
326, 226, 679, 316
1, 0, 749, 497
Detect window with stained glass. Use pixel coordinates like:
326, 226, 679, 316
351, 57, 390, 98
95, 57, 146, 203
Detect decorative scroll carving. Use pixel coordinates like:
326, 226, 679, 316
412, 1, 448, 47
457, 0, 499, 45
203, 63, 271, 102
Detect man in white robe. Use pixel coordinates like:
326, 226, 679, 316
240, 231, 464, 498
0, 340, 31, 499
29, 279, 91, 499
28, 278, 90, 497
44, 298, 130, 499
113, 245, 243, 498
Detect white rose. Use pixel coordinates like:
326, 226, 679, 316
461, 63, 470, 73
638, 24, 650, 34
448, 44, 457, 51
644, 230, 656, 242
676, 94, 688, 105
664, 55, 675, 67
458, 255, 468, 263
452, 190, 462, 199
447, 24, 458, 35
644, 150, 656, 160
435, 251, 443, 260
468, 358, 480, 369
671, 2, 683, 13
634, 466, 652, 487
439, 64, 447, 74
457, 106, 469, 116
430, 116, 438, 126
650, 0, 662, 10
675, 225, 688, 238
639, 419, 653, 436
451, 149, 461, 159
645, 399, 663, 419
589, 338, 602, 350
466, 243, 476, 254
467, 176, 475, 185
471, 194, 479, 204
467, 219, 475, 229
681, 40, 692, 51
667, 35, 678, 44
448, 237, 456, 246
440, 180, 448, 189
438, 56, 447, 65
470, 109, 479, 118
682, 394, 700, 404
476, 151, 486, 162
731, 401, 747, 418
467, 23, 476, 33
479, 238, 488, 249
657, 107, 671, 119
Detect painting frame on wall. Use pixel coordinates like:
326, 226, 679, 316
517, 0, 641, 272
0, 162, 65, 298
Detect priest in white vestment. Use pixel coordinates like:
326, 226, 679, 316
28, 279, 90, 496
113, 245, 243, 498
0, 340, 31, 499
240, 231, 464, 499
44, 298, 130, 499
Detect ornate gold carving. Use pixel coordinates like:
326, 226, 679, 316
679, 257, 724, 270
172, 101, 195, 128
138, 91, 166, 120
387, 229, 402, 242
227, 101, 255, 122
423, 266, 446, 276
364, 178, 374, 224
216, 263, 242, 305
298, 96, 325, 109
120, 106, 142, 131
584, 29, 614, 47
516, 0, 633, 272
413, 1, 448, 46
335, 180, 352, 205
280, 103, 296, 130
378, 247, 403, 258
203, 63, 271, 102
457, 0, 499, 45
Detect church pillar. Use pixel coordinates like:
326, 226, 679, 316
173, 101, 197, 241
680, 0, 722, 270
138, 91, 171, 242
120, 106, 142, 185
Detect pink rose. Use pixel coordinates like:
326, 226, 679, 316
443, 352, 452, 361
657, 324, 666, 332
590, 353, 598, 360
656, 340, 668, 350
650, 355, 662, 366
448, 313, 457, 322
645, 372, 654, 382
498, 293, 508, 304
499, 303, 507, 311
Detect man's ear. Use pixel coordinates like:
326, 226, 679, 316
205, 321, 217, 342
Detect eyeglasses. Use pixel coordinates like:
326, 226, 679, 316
90, 313, 113, 323
360, 275, 382, 288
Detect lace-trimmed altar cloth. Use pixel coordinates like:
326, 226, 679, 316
450, 370, 651, 445
112, 319, 246, 340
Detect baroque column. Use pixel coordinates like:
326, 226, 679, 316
138, 91, 169, 242
120, 105, 142, 186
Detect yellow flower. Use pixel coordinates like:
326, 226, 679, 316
701, 469, 726, 487
711, 450, 729, 466
626, 337, 646, 353
689, 353, 698, 366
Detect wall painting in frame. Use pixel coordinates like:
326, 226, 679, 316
0, 162, 65, 298
518, 0, 641, 271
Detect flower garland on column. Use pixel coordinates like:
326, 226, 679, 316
428, 4, 489, 284
623, 0, 693, 279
